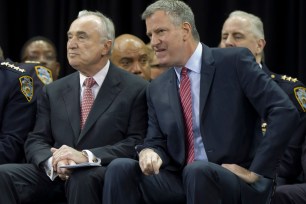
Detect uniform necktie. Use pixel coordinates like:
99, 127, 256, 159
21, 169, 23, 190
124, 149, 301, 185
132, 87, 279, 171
81, 77, 96, 129
179, 67, 195, 164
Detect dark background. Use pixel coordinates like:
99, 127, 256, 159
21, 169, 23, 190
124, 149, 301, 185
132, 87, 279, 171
0, 0, 305, 84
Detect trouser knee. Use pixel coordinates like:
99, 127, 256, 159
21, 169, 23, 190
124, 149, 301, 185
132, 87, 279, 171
106, 158, 139, 178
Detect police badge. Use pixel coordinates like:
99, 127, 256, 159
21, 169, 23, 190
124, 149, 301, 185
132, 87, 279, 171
19, 76, 34, 102
294, 87, 306, 112
35, 65, 53, 85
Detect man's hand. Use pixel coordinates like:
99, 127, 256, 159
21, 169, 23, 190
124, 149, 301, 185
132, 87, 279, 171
56, 159, 75, 181
51, 145, 87, 169
221, 163, 259, 183
139, 148, 162, 175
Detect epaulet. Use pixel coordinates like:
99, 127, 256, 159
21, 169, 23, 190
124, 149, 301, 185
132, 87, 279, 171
270, 73, 306, 112
34, 65, 53, 85
0, 61, 26, 73
270, 74, 299, 83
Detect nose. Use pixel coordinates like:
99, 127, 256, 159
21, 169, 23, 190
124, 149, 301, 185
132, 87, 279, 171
130, 62, 142, 75
224, 36, 235, 48
67, 37, 77, 49
37, 55, 47, 66
150, 34, 160, 48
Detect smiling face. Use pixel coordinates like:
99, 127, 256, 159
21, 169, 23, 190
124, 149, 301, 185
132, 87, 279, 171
145, 10, 189, 68
67, 15, 111, 76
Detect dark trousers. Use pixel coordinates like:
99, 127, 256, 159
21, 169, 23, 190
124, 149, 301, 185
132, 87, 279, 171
271, 184, 306, 204
103, 158, 273, 204
0, 163, 106, 204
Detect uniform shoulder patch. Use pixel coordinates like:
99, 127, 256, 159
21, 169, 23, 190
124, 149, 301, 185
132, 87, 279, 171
34, 65, 53, 85
294, 87, 306, 112
19, 76, 34, 102
0, 61, 26, 73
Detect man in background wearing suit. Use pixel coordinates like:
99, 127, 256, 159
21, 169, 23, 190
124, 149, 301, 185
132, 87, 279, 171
0, 10, 148, 204
103, 1, 299, 204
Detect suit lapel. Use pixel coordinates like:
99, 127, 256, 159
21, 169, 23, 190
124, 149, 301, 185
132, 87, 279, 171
199, 44, 215, 117
77, 65, 121, 143
168, 69, 185, 137
62, 73, 81, 139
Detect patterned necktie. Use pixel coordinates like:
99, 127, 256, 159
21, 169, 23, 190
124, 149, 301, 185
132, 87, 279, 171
179, 67, 195, 164
81, 77, 96, 129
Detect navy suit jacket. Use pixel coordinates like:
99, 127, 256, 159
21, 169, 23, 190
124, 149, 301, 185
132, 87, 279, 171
25, 63, 148, 167
142, 44, 299, 179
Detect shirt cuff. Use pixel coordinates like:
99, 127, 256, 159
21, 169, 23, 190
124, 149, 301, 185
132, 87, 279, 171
44, 156, 58, 181
82, 150, 101, 164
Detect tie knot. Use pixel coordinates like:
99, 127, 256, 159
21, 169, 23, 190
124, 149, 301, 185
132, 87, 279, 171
84, 77, 96, 88
181, 67, 188, 76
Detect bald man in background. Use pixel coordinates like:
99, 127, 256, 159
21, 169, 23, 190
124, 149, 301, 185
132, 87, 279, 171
111, 34, 151, 81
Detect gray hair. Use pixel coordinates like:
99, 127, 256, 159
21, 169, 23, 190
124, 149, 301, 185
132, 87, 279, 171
78, 10, 115, 43
229, 10, 265, 39
142, 0, 200, 42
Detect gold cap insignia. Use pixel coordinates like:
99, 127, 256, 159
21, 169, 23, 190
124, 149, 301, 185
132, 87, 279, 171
35, 66, 53, 85
19, 76, 34, 102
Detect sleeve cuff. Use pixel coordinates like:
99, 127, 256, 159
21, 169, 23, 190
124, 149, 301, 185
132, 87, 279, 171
82, 150, 101, 164
44, 156, 58, 181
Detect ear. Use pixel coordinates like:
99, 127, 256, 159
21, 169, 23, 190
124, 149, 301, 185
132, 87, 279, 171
256, 39, 266, 54
102, 40, 113, 55
182, 22, 192, 40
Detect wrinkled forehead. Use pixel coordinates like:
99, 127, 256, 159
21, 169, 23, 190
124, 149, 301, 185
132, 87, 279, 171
69, 15, 101, 33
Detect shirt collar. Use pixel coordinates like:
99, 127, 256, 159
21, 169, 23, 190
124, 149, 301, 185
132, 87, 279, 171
79, 60, 110, 87
174, 42, 202, 75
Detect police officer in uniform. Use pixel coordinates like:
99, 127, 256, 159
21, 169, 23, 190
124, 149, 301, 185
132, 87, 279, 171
1, 45, 53, 95
6, 58, 53, 95
0, 59, 36, 163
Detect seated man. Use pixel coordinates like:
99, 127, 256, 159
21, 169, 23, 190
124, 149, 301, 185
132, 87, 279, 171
0, 10, 148, 204
103, 1, 299, 204
219, 10, 306, 203
0, 59, 36, 163
111, 34, 151, 81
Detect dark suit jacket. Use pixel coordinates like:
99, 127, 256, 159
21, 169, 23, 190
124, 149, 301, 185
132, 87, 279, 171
25, 63, 148, 167
262, 64, 306, 183
0, 60, 36, 163
141, 44, 299, 179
